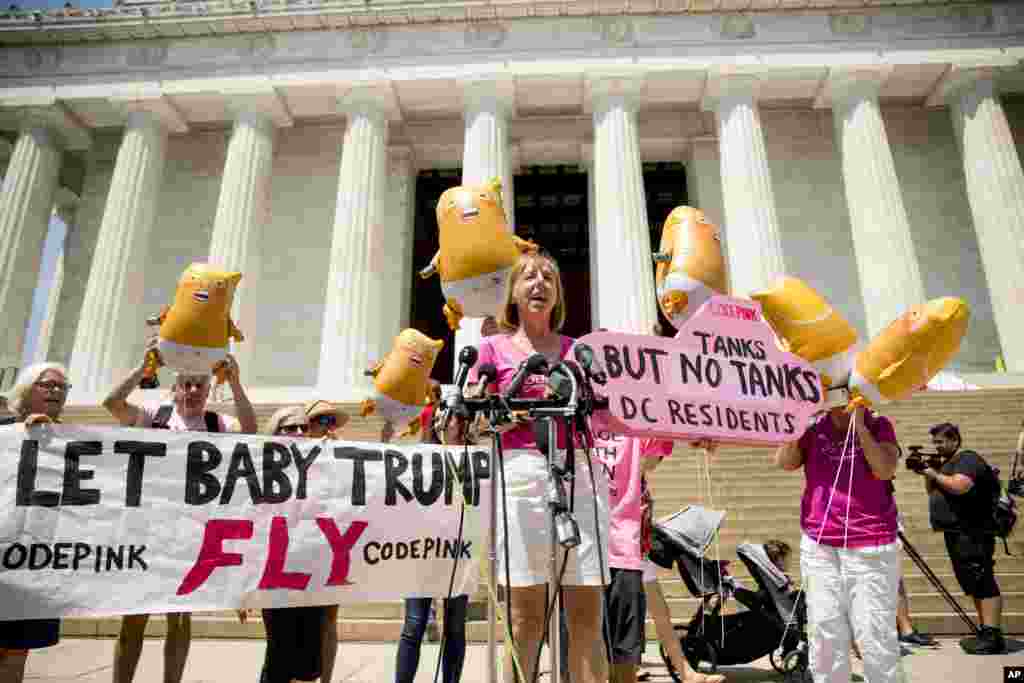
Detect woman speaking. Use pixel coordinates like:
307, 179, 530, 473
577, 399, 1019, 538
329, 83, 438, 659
471, 250, 609, 683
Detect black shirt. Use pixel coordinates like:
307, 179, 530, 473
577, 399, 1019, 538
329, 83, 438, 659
928, 450, 997, 533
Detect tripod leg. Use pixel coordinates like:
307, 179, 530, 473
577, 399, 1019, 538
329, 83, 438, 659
898, 532, 980, 635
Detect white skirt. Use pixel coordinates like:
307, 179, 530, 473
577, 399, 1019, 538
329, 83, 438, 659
157, 338, 228, 375
495, 449, 610, 587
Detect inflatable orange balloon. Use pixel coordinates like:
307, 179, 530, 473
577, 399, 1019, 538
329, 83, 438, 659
361, 329, 445, 437
653, 205, 728, 327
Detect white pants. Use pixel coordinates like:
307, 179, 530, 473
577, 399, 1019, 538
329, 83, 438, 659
800, 535, 905, 683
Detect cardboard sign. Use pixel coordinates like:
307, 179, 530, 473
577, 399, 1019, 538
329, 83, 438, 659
581, 296, 823, 445
0, 425, 488, 620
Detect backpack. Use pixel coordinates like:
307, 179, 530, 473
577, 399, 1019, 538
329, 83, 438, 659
152, 404, 220, 433
988, 462, 1017, 554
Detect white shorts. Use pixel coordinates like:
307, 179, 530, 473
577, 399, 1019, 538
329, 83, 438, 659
441, 267, 512, 319
496, 449, 610, 587
370, 392, 422, 425
157, 338, 227, 375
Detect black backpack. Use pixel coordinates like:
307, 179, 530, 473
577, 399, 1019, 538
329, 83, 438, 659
988, 461, 1017, 554
152, 405, 220, 433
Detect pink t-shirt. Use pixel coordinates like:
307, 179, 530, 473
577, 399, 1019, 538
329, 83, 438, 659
135, 405, 239, 433
470, 334, 575, 451
595, 432, 673, 571
798, 412, 898, 548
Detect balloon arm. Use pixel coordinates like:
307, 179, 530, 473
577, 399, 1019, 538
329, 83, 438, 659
418, 253, 440, 279
652, 252, 671, 263
228, 318, 244, 342
513, 236, 538, 254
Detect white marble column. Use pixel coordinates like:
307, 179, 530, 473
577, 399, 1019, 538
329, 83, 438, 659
709, 75, 786, 297
454, 78, 514, 366
946, 68, 1024, 371
316, 89, 389, 399
208, 109, 276, 373
0, 123, 62, 371
382, 146, 416, 340
31, 204, 71, 364
68, 110, 169, 398
589, 75, 657, 334
827, 70, 926, 337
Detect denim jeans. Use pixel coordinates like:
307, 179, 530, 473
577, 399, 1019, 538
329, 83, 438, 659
395, 595, 468, 683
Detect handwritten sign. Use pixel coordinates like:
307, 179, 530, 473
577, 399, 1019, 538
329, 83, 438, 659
582, 295, 823, 445
0, 425, 488, 620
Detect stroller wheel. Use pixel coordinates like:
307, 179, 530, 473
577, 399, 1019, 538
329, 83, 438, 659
681, 634, 718, 674
770, 648, 786, 674
782, 649, 810, 681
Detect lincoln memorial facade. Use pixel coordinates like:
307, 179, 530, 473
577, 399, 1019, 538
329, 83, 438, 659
1, 0, 1024, 404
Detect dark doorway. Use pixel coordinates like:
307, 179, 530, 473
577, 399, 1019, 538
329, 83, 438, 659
407, 162, 687, 381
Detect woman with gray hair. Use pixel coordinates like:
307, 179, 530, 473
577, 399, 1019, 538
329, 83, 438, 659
0, 362, 72, 682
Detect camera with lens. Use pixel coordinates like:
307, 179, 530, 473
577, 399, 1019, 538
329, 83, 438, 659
905, 445, 944, 474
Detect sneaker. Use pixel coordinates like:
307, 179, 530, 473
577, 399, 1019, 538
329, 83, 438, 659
899, 630, 938, 647
961, 626, 1006, 655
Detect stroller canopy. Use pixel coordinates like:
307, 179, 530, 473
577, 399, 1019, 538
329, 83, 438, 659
655, 505, 726, 557
736, 542, 789, 589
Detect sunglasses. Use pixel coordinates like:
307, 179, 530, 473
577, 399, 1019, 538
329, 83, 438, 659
312, 414, 338, 427
278, 424, 308, 435
35, 381, 71, 393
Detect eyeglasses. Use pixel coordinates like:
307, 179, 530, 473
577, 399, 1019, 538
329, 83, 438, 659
312, 414, 337, 427
278, 424, 308, 435
35, 381, 71, 393
177, 378, 210, 391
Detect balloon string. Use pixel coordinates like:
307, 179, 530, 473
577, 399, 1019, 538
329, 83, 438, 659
703, 447, 725, 650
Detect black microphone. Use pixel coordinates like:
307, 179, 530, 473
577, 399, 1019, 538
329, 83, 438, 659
441, 346, 478, 431
476, 362, 498, 388
504, 353, 549, 401
546, 364, 574, 404
574, 343, 606, 385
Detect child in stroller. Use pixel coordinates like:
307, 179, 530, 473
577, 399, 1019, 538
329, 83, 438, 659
649, 510, 809, 681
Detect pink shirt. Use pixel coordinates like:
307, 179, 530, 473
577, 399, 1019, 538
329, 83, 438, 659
135, 405, 239, 433
595, 433, 673, 570
798, 412, 898, 548
470, 334, 575, 451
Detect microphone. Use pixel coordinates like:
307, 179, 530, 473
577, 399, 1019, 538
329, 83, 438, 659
441, 346, 478, 431
574, 343, 606, 385
503, 353, 549, 401
546, 364, 574, 404
476, 362, 498, 389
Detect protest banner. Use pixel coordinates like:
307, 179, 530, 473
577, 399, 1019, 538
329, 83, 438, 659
0, 424, 489, 620
582, 295, 824, 445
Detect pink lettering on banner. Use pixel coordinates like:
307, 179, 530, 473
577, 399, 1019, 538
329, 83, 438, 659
582, 295, 823, 446
258, 517, 311, 590
317, 518, 369, 587
176, 519, 254, 595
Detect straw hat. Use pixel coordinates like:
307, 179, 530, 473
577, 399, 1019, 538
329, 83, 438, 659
303, 399, 351, 428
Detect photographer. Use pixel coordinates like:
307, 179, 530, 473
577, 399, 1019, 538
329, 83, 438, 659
916, 423, 1004, 655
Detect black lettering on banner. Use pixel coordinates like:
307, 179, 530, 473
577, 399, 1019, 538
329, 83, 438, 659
699, 404, 714, 426
738, 410, 752, 432
129, 545, 148, 570
764, 364, 785, 398
739, 338, 756, 358
784, 413, 796, 434
413, 452, 444, 505
73, 543, 89, 570
754, 412, 769, 433
381, 544, 393, 561
333, 447, 380, 506
261, 442, 293, 504
444, 451, 477, 506
693, 331, 712, 354
621, 396, 638, 420
364, 541, 380, 565
726, 408, 739, 430
396, 543, 408, 560
106, 546, 124, 571
705, 359, 723, 387
802, 371, 822, 404
290, 443, 320, 500
16, 440, 58, 507
385, 450, 413, 505
186, 442, 223, 505
668, 399, 684, 425
769, 412, 782, 432
603, 345, 622, 379
680, 353, 702, 384
3, 543, 26, 569
622, 347, 645, 380
115, 441, 166, 507
52, 542, 71, 569
220, 444, 263, 504
62, 441, 102, 506
29, 543, 52, 570
410, 540, 421, 559
729, 360, 749, 395
642, 348, 669, 384
684, 403, 699, 425
784, 365, 809, 402
748, 364, 767, 398
727, 337, 744, 358
752, 340, 766, 360
639, 398, 657, 424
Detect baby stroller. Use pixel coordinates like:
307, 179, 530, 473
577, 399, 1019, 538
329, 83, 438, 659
649, 507, 808, 681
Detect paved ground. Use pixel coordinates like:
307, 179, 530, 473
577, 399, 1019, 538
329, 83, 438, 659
23, 637, 1024, 682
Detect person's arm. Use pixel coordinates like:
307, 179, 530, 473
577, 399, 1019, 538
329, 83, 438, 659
103, 363, 146, 427
223, 355, 258, 434
775, 441, 804, 471
856, 410, 899, 480
923, 455, 975, 495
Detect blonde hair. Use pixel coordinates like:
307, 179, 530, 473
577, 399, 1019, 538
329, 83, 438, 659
6, 362, 68, 416
497, 250, 566, 334
264, 405, 304, 435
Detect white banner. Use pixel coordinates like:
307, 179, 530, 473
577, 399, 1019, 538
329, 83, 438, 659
0, 424, 490, 620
